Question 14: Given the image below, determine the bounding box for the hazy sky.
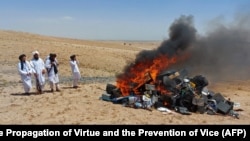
[0,0,249,40]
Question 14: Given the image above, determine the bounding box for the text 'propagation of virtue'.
[0,128,247,138]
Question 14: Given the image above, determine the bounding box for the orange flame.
[116,53,189,96]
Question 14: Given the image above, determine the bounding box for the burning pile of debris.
[99,15,245,119]
[100,69,239,118]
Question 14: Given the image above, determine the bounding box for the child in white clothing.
[70,55,81,88]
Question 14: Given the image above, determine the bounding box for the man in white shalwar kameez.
[18,54,33,94]
[30,51,46,94]
[45,53,60,92]
[70,55,81,88]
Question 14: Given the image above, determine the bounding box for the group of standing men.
[17,50,81,94]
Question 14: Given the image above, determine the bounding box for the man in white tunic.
[30,51,46,94]
[45,53,60,92]
[18,54,33,94]
[70,55,81,88]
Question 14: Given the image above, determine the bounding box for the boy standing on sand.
[69,55,81,88]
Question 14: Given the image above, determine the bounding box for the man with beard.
[30,51,46,94]
[45,53,60,92]
[18,54,33,94]
[45,53,59,65]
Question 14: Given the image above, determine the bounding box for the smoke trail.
[116,15,197,80]
[180,13,250,82]
[117,13,250,86]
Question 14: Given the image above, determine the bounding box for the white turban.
[32,51,39,55]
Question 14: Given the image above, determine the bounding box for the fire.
[156,84,171,95]
[116,54,188,96]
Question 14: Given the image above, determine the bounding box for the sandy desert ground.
[0,30,249,125]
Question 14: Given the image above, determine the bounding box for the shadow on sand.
[61,86,80,89]
[10,90,54,96]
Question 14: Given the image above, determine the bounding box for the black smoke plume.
[116,13,250,83]
[116,15,197,80]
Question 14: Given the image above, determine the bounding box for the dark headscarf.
[19,54,26,70]
[49,53,56,62]
[70,55,76,60]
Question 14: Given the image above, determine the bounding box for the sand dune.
[0,30,249,124]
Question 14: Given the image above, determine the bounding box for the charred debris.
[100,69,240,119]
